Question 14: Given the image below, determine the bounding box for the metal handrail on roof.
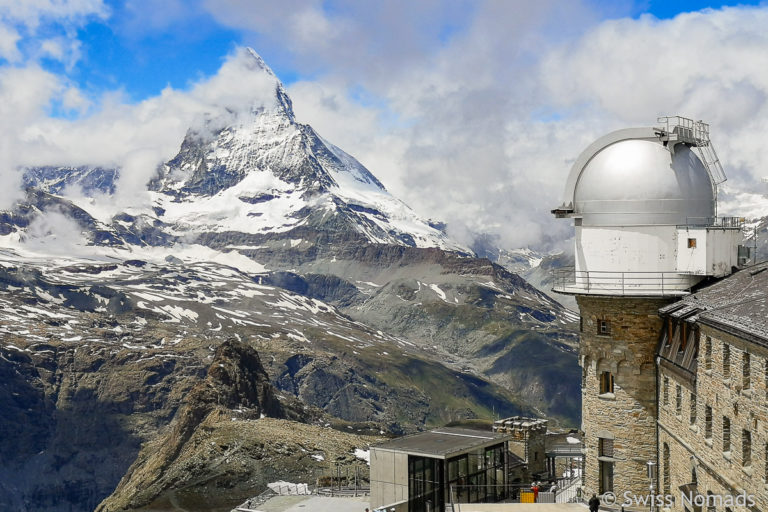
[677,216,745,229]
[546,443,584,458]
[552,267,695,297]
[657,116,727,186]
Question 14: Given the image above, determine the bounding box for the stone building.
[656,261,768,512]
[552,116,750,505]
[493,416,583,484]
[577,295,666,496]
[492,416,548,477]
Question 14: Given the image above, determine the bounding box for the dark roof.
[371,428,511,458]
[659,261,768,345]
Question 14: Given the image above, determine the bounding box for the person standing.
[589,493,600,512]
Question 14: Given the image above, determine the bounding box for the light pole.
[646,461,657,512]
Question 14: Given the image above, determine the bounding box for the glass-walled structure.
[445,443,506,504]
[370,428,512,512]
[408,456,442,512]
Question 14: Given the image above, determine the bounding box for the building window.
[662,443,670,494]
[663,376,669,405]
[743,430,752,467]
[680,322,689,353]
[723,343,731,379]
[723,417,731,454]
[579,316,583,332]
[599,437,614,457]
[765,443,768,483]
[743,352,751,389]
[600,372,614,394]
[598,319,611,335]
[665,318,674,347]
[705,336,712,371]
[445,444,505,506]
[408,455,442,512]
[765,359,768,398]
[707,492,716,512]
[688,238,697,248]
[705,406,712,439]
[690,393,697,425]
[676,385,682,415]
[599,461,614,493]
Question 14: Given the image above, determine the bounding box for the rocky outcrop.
[0,338,206,512]
[96,339,333,512]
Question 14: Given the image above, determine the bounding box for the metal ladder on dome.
[657,115,728,186]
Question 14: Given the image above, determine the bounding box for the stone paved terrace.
[452,504,586,512]
[238,496,589,512]
[236,495,370,512]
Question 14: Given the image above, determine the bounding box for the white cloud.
[541,6,768,186]
[0,64,65,209]
[280,0,607,249]
[0,0,106,71]
[21,207,89,255]
[0,0,108,30]
[0,21,20,61]
[5,2,768,254]
[270,4,768,250]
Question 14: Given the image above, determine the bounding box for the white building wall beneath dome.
[563,225,703,296]
[675,227,741,277]
[576,225,679,274]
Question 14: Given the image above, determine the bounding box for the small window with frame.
[600,371,615,394]
[688,238,697,249]
[598,318,611,335]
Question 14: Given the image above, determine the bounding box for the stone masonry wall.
[493,417,548,476]
[658,324,768,512]
[577,296,670,503]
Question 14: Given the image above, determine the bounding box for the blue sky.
[26,0,765,106]
[634,0,764,19]
[1,0,767,249]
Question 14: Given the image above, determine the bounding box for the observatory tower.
[552,117,744,498]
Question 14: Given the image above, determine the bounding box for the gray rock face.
[0,256,533,510]
[95,339,286,511]
[22,166,118,195]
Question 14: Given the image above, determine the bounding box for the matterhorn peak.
[235,46,295,121]
[243,47,277,78]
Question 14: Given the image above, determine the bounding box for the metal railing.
[678,216,745,229]
[657,115,727,185]
[546,443,584,458]
[448,478,582,507]
[552,268,696,296]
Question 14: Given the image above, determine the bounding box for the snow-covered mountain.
[14,49,463,257]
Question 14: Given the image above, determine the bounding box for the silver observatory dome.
[555,126,717,226]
